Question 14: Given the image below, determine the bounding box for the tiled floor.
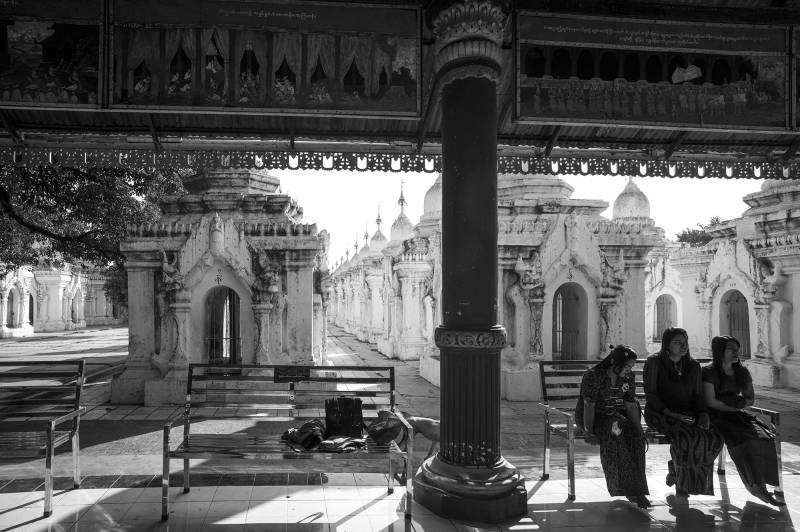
[0,470,797,531]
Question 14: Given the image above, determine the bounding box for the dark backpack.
[366,410,405,444]
[324,396,364,438]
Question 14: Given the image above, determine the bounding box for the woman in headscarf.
[577,344,650,508]
[702,335,782,506]
[643,327,724,507]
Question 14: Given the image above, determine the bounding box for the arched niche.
[6,288,16,327]
[188,261,255,366]
[524,47,545,78]
[551,49,572,79]
[204,286,241,365]
[653,293,677,342]
[719,289,751,358]
[551,282,588,360]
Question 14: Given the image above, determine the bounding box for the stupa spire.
[398,178,407,212]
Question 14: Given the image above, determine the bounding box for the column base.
[110,364,160,404]
[145,372,189,406]
[413,457,527,523]
[419,351,440,387]
[744,358,782,388]
[395,337,427,360]
[501,367,541,401]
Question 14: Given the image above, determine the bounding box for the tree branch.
[0,184,116,262]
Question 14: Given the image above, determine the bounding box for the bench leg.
[774,427,784,500]
[405,439,413,520]
[541,413,551,481]
[44,428,54,517]
[717,445,727,475]
[387,457,394,495]
[566,421,575,501]
[162,432,170,520]
[72,431,81,488]
[183,459,190,493]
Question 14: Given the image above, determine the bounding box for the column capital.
[432,0,508,87]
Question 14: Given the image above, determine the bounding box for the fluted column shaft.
[414,1,526,523]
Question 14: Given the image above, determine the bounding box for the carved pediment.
[179,213,254,290]
[540,215,602,287]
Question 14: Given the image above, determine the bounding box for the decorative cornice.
[434,325,507,350]
[433,0,507,84]
[1,146,796,179]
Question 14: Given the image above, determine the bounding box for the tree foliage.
[0,165,184,300]
[676,216,722,246]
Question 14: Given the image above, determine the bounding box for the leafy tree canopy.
[676,216,722,246]
[0,165,185,301]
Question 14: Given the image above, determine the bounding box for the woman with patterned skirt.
[702,335,783,506]
[577,345,650,508]
[643,327,724,507]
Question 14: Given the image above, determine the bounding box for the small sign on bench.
[274,365,312,383]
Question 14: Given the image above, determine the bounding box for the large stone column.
[111,263,160,403]
[285,255,315,364]
[414,1,526,522]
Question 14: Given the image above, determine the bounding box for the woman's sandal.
[626,495,652,509]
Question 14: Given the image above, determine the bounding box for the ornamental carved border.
[432,0,508,81]
[434,325,507,350]
[0,147,795,179]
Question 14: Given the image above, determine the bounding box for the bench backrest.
[0,360,86,426]
[185,364,395,421]
[539,358,711,413]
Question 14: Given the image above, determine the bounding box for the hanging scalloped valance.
[0,146,793,179]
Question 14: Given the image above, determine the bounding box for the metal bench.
[537,358,783,501]
[162,363,413,521]
[0,360,86,516]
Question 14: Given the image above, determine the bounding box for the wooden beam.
[147,114,162,152]
[543,125,561,158]
[663,130,688,160]
[0,111,22,146]
[782,136,800,161]
[416,76,438,153]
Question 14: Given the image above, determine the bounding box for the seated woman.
[702,335,783,506]
[577,344,650,508]
[643,327,724,507]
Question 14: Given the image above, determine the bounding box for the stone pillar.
[285,257,315,364]
[111,264,160,403]
[395,263,431,360]
[252,301,272,364]
[0,291,8,337]
[367,273,384,343]
[624,259,648,357]
[415,1,526,522]
[20,287,30,327]
[312,294,325,364]
[75,293,86,329]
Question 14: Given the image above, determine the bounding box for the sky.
[272,169,765,267]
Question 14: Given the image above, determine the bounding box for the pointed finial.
[398,178,406,211]
[364,228,369,243]
[376,206,382,228]
[345,250,349,260]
